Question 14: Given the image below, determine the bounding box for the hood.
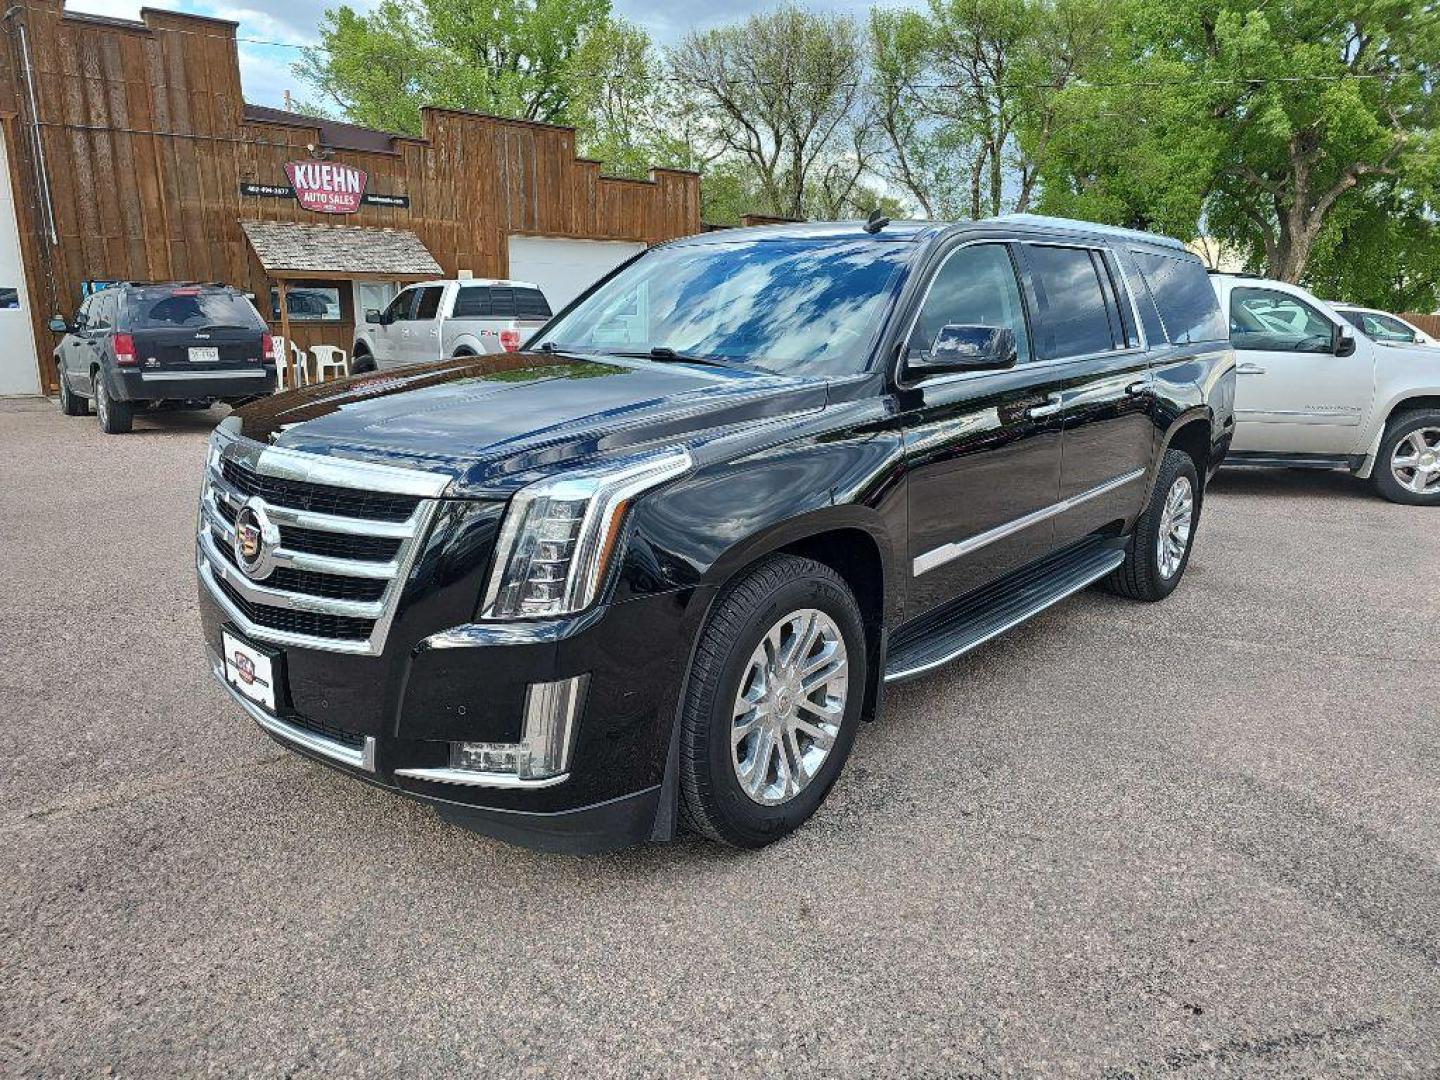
[229,352,830,493]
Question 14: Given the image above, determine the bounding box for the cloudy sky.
[64,0,878,111]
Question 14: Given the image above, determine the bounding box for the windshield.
[122,288,266,331]
[536,238,911,376]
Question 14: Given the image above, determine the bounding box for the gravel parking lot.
[3,395,1438,1077]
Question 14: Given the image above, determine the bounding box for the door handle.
[1026,394,1065,419]
[1236,363,1266,375]
[1125,379,1151,396]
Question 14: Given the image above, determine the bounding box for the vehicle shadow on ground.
[1207,466,1379,503]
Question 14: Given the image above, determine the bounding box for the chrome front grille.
[196,425,452,655]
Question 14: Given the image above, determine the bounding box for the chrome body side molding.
[912,468,1145,577]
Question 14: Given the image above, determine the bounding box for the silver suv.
[1211,273,1440,504]
[352,279,552,372]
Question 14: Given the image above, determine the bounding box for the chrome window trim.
[894,236,1152,392]
[196,426,452,656]
[913,467,1145,577]
[210,653,376,771]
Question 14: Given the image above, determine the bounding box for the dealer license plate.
[189,346,220,363]
[222,629,277,711]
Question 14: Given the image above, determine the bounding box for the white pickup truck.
[1210,272,1440,504]
[351,278,552,373]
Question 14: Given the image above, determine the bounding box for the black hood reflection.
[230,351,829,493]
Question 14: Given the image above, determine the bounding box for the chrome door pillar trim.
[912,467,1145,577]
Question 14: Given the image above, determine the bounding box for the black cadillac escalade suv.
[197,215,1235,853]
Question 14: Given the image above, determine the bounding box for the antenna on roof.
[863,208,890,234]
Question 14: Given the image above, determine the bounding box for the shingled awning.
[240,219,442,280]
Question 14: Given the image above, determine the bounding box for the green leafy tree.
[297,0,611,134]
[1305,191,1440,311]
[867,0,1107,220]
[1036,0,1440,281]
[670,6,871,220]
[566,19,708,179]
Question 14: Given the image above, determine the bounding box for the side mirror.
[47,316,69,334]
[907,324,1018,376]
[366,308,384,325]
[1333,324,1357,357]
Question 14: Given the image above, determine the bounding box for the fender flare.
[1353,387,1440,478]
[1148,404,1216,498]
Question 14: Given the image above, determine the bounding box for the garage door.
[507,236,646,313]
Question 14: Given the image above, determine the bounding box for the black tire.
[1105,448,1200,602]
[57,369,87,415]
[94,372,133,434]
[1371,409,1440,506]
[351,351,377,375]
[452,346,477,358]
[678,554,867,848]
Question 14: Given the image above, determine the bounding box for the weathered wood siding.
[2,0,702,392]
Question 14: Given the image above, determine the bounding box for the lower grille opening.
[215,576,375,642]
[284,713,365,750]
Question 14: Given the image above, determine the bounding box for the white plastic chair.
[274,337,309,387]
[310,344,349,383]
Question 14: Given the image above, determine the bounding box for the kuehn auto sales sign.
[285,161,367,214]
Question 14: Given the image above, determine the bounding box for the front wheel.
[678,554,867,848]
[1105,448,1200,602]
[350,351,377,375]
[57,370,87,416]
[1372,410,1440,505]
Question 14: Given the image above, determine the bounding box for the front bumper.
[199,583,697,854]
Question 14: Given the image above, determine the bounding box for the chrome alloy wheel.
[731,608,849,806]
[95,379,108,427]
[1156,474,1194,579]
[1391,427,1440,496]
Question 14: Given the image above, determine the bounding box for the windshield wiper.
[614,347,731,369]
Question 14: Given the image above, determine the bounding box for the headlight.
[479,448,692,620]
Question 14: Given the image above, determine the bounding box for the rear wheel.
[57,370,87,416]
[1372,410,1440,505]
[1105,449,1199,602]
[94,373,133,434]
[678,554,866,848]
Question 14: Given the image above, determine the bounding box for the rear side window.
[454,286,553,319]
[123,288,265,331]
[1130,251,1226,344]
[1025,245,1119,359]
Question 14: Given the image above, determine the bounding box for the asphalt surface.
[2,395,1438,1077]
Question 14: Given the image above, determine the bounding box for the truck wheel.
[1372,410,1440,505]
[1105,449,1199,602]
[678,554,866,847]
[351,351,376,375]
[57,370,87,415]
[94,374,132,434]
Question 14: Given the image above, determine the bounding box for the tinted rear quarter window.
[122,288,265,331]
[1026,245,1118,358]
[454,286,553,319]
[1130,251,1226,344]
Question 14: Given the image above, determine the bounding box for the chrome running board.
[884,538,1125,683]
